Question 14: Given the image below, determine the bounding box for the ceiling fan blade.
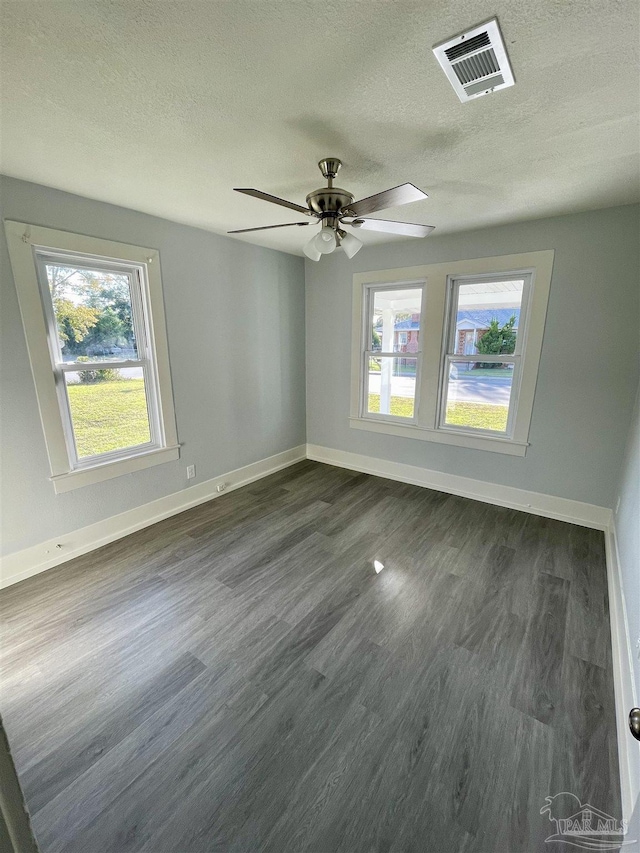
[354,219,435,238]
[344,183,428,217]
[228,222,310,234]
[234,188,311,216]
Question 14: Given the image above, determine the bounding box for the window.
[439,274,531,437]
[350,252,554,456]
[5,222,179,491]
[363,284,424,422]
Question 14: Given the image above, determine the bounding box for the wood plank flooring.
[0,461,620,852]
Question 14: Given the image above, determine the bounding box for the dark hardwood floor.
[0,461,620,852]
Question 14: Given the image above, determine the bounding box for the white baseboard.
[0,445,307,589]
[3,442,611,591]
[2,439,634,825]
[306,444,612,530]
[605,523,640,825]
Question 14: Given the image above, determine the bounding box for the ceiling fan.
[228,158,435,261]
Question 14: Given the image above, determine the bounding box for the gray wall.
[614,383,640,702]
[0,176,306,556]
[306,204,640,508]
[1,179,637,560]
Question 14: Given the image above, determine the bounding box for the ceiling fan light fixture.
[340,231,363,259]
[313,229,338,254]
[303,235,322,262]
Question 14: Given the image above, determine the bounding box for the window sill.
[349,418,528,456]
[49,445,181,493]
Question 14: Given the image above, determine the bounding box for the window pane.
[65,367,151,458]
[443,361,514,433]
[454,280,523,357]
[45,263,139,362]
[371,288,422,353]
[367,357,417,419]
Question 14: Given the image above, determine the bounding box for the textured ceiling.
[1,0,639,255]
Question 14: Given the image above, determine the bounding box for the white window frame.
[350,251,555,456]
[5,221,180,492]
[361,280,426,426]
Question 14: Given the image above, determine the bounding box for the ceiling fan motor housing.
[306,187,354,223]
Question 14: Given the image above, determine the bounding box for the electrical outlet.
[216,483,226,493]
[186,465,196,480]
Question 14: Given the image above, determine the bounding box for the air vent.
[433,18,515,103]
[444,32,490,62]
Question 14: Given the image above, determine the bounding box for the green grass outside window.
[67,378,151,457]
[367,393,508,432]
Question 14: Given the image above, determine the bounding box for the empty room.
[1,1,639,851]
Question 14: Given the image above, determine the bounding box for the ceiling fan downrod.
[317,157,342,189]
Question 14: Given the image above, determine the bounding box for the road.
[368,373,511,405]
[65,365,144,384]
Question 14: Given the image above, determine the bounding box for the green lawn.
[67,378,150,457]
[368,393,415,418]
[368,393,508,432]
[368,360,416,376]
[68,380,508,459]
[445,400,508,432]
[453,368,514,378]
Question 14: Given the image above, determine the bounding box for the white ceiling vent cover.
[433,18,515,102]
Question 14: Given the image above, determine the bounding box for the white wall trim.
[0,445,306,589]
[5,441,611,592]
[50,445,181,493]
[349,417,529,455]
[306,443,612,529]
[605,522,640,825]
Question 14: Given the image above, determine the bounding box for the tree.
[84,276,134,347]
[44,265,137,358]
[47,266,133,339]
[53,299,99,350]
[47,265,108,302]
[109,297,134,343]
[83,307,125,351]
[476,315,517,368]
